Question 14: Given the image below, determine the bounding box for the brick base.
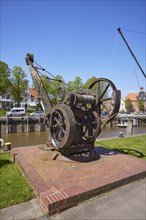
[11,145,146,216]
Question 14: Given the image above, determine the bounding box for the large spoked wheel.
[82,110,101,143]
[88,78,121,125]
[49,104,76,149]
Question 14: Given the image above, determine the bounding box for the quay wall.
[102,114,146,128]
[0,117,48,134]
[0,114,145,134]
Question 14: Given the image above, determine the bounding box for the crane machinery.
[26,53,121,155]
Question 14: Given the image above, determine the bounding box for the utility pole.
[117,27,146,79]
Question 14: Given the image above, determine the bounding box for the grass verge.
[0,152,33,209]
[96,135,146,159]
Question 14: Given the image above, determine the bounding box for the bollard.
[4,142,11,151]
[0,138,4,148]
[127,120,133,136]
[118,132,124,138]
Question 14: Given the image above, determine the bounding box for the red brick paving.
[11,145,146,215]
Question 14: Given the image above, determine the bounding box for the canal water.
[1,125,145,148]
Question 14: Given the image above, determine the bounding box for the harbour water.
[1,125,145,148]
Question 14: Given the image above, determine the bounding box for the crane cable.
[33,60,68,87]
[106,32,119,74]
[132,59,141,89]
[33,60,58,79]
[120,28,146,35]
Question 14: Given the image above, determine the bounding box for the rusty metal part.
[57,85,70,104]
[69,92,96,106]
[88,78,121,125]
[49,104,76,149]
[81,110,101,143]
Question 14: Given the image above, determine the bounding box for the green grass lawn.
[96,135,146,159]
[0,152,33,209]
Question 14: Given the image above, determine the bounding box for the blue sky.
[1,0,146,99]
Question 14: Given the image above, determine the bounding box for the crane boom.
[25,53,53,115]
[117,27,146,79]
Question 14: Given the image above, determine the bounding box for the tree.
[67,76,84,92]
[0,61,11,94]
[84,76,110,99]
[11,66,29,107]
[137,99,144,112]
[41,74,64,105]
[125,98,132,111]
[84,76,97,89]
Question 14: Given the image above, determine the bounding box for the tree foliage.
[67,76,84,92]
[137,99,144,111]
[11,66,29,106]
[0,61,11,94]
[84,76,110,98]
[35,101,43,111]
[41,74,64,105]
[84,76,97,89]
[125,98,133,111]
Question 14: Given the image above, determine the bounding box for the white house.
[21,88,38,109]
[119,98,125,112]
[0,93,13,109]
[0,88,38,110]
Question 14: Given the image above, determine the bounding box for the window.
[6,95,10,99]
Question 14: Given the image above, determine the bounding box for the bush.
[0,109,7,117]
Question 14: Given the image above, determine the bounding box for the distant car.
[29,111,45,117]
[6,107,26,117]
[126,111,130,114]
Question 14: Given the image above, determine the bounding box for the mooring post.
[127,119,133,136]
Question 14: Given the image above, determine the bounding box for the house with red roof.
[125,87,146,112]
[21,88,38,109]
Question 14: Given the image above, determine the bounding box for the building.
[119,98,125,112]
[21,88,38,109]
[0,88,38,110]
[125,87,146,112]
[0,93,13,110]
[136,87,146,101]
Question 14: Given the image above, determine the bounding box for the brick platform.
[11,145,146,216]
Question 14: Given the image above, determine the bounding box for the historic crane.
[26,53,121,155]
